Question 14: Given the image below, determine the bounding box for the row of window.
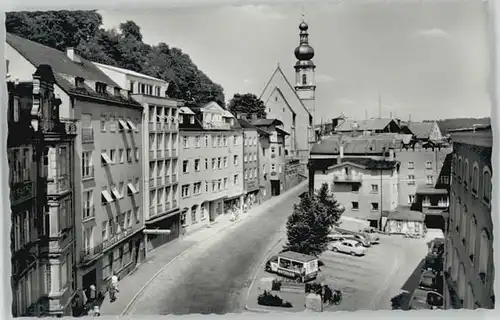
[82,181,140,217]
[244,168,258,180]
[99,115,139,133]
[350,201,379,211]
[181,175,239,198]
[149,186,176,207]
[149,133,178,151]
[99,148,140,168]
[404,175,439,185]
[8,147,33,185]
[182,134,240,149]
[182,156,238,173]
[149,160,176,178]
[405,160,434,170]
[182,204,208,225]
[453,154,492,206]
[12,207,37,252]
[101,208,140,242]
[244,153,257,163]
[135,82,164,97]
[102,239,135,280]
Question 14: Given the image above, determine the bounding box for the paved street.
[125,184,307,315]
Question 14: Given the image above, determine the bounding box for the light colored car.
[327,234,349,243]
[330,239,367,256]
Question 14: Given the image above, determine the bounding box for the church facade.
[259,18,317,166]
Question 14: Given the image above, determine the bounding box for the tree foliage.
[227,93,267,118]
[6,10,225,105]
[283,184,344,256]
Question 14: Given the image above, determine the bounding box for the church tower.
[294,15,316,125]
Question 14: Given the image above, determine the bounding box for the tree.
[283,192,331,256]
[5,10,225,104]
[227,93,267,118]
[315,183,344,227]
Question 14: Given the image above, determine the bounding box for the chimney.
[66,48,82,63]
[251,113,258,120]
[339,144,344,159]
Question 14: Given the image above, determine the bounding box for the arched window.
[479,229,490,283]
[302,74,307,85]
[460,205,468,240]
[482,166,492,205]
[464,159,469,188]
[472,163,479,195]
[454,197,462,231]
[458,157,463,182]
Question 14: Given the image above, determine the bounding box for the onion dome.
[294,19,315,61]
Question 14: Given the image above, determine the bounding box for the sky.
[98,1,492,123]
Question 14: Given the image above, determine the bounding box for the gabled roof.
[336,119,397,132]
[387,207,425,222]
[200,101,225,113]
[7,33,116,87]
[326,158,399,171]
[237,118,270,136]
[259,65,310,116]
[94,62,167,83]
[272,87,296,115]
[179,106,195,115]
[311,135,397,155]
[250,118,284,127]
[407,122,434,139]
[7,33,140,107]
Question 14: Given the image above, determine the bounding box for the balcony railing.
[157,177,163,186]
[148,122,155,132]
[82,165,95,180]
[81,128,94,144]
[157,149,163,159]
[102,228,133,251]
[149,178,155,188]
[149,206,155,215]
[173,200,178,208]
[10,180,35,206]
[80,243,103,263]
[82,205,95,220]
[333,174,362,183]
[157,203,163,213]
[165,202,171,210]
[48,174,70,194]
[172,174,177,183]
[149,150,156,160]
[423,202,449,208]
[41,118,77,135]
[165,175,170,184]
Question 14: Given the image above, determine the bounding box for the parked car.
[330,239,367,256]
[327,234,349,243]
[364,232,380,244]
[347,234,371,247]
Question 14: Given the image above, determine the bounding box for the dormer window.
[113,87,121,97]
[95,82,107,94]
[190,116,195,124]
[75,77,85,88]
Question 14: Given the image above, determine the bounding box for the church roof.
[259,65,311,116]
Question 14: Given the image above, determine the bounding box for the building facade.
[251,119,289,196]
[9,65,77,317]
[178,102,244,234]
[444,126,494,309]
[6,33,145,306]
[94,62,182,253]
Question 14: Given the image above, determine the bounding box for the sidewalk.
[100,181,307,316]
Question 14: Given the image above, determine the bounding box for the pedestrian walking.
[109,272,119,302]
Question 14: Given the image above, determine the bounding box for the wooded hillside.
[432,117,491,134]
[6,10,225,105]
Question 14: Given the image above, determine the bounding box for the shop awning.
[224,194,241,202]
[101,190,114,204]
[118,119,129,130]
[101,152,112,165]
[127,183,138,194]
[126,120,137,131]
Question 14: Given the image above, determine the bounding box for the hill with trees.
[6,10,225,105]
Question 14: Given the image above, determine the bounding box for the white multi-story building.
[95,63,182,251]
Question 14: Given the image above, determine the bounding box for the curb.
[244,235,285,313]
[120,181,306,316]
